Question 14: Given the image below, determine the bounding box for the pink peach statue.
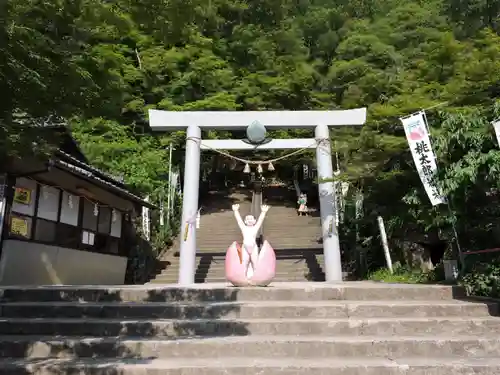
[225,204,276,287]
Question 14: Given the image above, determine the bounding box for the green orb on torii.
[245,120,269,145]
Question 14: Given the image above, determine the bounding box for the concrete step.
[156,259,311,265]
[186,272,308,277]
[188,273,309,279]
[197,242,322,247]
[0,300,495,320]
[2,335,500,359]
[1,356,500,374]
[150,277,312,284]
[149,279,314,285]
[0,284,467,302]
[0,317,498,337]
[191,263,309,269]
[154,271,309,276]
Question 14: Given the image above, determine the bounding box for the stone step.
[150,277,312,284]
[179,266,309,271]
[197,223,318,227]
[1,356,500,375]
[0,300,495,320]
[189,273,309,279]
[0,283,466,302]
[0,317,498,337]
[263,225,320,229]
[162,262,310,268]
[154,275,317,281]
[190,259,312,264]
[197,237,320,241]
[2,335,500,359]
[171,253,322,259]
[148,280,316,285]
[190,264,310,270]
[197,242,321,247]
[184,272,309,278]
[196,247,321,252]
[154,272,309,278]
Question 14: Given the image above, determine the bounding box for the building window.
[82,200,98,231]
[82,230,95,246]
[37,185,60,222]
[108,237,120,254]
[57,223,81,249]
[60,192,79,226]
[94,233,109,252]
[97,207,111,234]
[34,219,57,243]
[110,209,122,238]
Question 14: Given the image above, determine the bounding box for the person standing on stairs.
[297,193,308,216]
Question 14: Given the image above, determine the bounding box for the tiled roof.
[54,151,155,209]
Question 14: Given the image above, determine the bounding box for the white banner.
[0,174,6,243]
[492,120,500,146]
[142,196,151,241]
[401,112,445,206]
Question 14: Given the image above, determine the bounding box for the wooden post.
[377,216,393,274]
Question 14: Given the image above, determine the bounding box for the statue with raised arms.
[225,204,276,286]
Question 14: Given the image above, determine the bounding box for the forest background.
[1,0,500,294]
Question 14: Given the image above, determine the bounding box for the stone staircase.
[149,188,325,284]
[0,282,499,374]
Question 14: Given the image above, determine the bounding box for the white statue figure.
[225,204,276,286]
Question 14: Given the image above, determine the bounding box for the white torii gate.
[149,109,367,285]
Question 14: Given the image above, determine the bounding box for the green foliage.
[368,263,446,284]
[460,261,500,298]
[368,265,425,284]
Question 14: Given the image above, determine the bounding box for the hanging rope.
[188,137,328,169]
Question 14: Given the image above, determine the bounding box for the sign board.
[13,187,32,205]
[10,216,30,238]
[401,112,446,206]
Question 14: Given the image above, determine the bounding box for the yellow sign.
[10,216,29,238]
[13,187,31,205]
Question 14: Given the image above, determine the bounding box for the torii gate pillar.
[315,124,342,282]
[178,125,201,285]
[149,109,367,285]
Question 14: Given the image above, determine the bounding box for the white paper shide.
[401,112,445,206]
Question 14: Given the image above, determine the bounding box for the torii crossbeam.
[149,109,367,285]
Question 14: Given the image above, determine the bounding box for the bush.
[368,262,446,284]
[459,262,500,298]
[368,265,424,284]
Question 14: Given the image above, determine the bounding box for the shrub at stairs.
[460,261,500,298]
[368,263,446,284]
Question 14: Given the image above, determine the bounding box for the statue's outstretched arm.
[254,205,270,232]
[232,204,246,231]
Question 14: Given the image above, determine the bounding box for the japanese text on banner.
[401,112,446,206]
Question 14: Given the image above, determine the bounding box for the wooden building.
[0,127,154,285]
